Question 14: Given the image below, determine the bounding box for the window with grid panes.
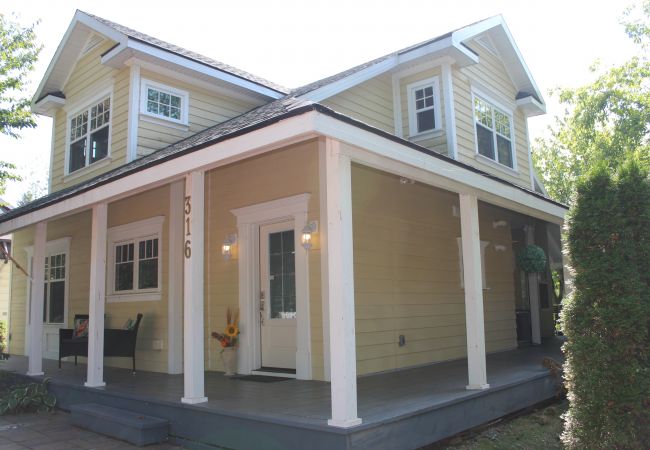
[146,87,183,121]
[43,253,66,324]
[69,96,110,173]
[473,96,514,168]
[113,237,159,293]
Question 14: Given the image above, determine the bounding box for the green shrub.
[0,376,56,415]
[561,158,650,448]
[0,320,7,354]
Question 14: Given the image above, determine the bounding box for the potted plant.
[211,307,240,376]
[517,244,547,273]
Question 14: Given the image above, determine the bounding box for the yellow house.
[0,11,567,449]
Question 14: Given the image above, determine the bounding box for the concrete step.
[70,403,169,446]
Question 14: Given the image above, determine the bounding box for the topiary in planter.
[516,244,547,273]
[561,159,650,449]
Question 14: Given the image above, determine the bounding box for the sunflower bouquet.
[211,307,240,349]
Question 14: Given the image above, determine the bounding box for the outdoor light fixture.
[494,244,507,252]
[301,221,318,250]
[222,234,237,260]
[492,220,508,228]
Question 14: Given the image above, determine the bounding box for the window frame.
[139,79,189,126]
[64,89,113,176]
[406,76,442,138]
[107,216,164,303]
[471,89,517,172]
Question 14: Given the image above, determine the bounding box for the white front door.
[42,252,68,360]
[259,222,297,370]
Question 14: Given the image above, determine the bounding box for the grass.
[426,400,567,450]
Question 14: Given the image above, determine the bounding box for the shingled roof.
[84,12,288,95]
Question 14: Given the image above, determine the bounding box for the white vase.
[221,347,237,376]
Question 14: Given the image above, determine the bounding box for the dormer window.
[407,77,441,137]
[140,80,189,125]
[473,94,515,169]
[68,96,111,173]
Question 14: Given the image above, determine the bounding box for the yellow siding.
[136,69,264,156]
[321,73,394,134]
[50,40,130,193]
[351,163,517,375]
[8,187,171,373]
[203,140,322,377]
[453,41,532,189]
[399,67,448,155]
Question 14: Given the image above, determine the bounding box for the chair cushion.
[73,317,89,339]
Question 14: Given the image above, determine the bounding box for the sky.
[0,0,643,205]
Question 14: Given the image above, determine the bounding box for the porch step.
[70,403,169,446]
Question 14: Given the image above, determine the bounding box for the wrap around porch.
[2,339,563,450]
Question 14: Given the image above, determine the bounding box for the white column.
[459,193,489,390]
[168,180,184,374]
[525,225,542,345]
[323,138,361,428]
[27,221,47,376]
[85,203,108,387]
[181,170,207,404]
[441,62,458,160]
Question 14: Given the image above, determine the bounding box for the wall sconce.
[492,220,508,228]
[494,244,507,252]
[301,221,318,250]
[222,234,237,260]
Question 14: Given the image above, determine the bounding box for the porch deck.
[1,339,563,450]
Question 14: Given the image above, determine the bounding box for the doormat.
[230,375,293,383]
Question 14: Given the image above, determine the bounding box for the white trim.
[139,78,189,126]
[391,74,403,138]
[231,194,312,380]
[516,95,546,116]
[168,181,184,374]
[64,87,114,176]
[318,140,331,381]
[524,119,535,191]
[441,63,457,159]
[406,76,442,138]
[0,110,566,239]
[33,95,66,117]
[127,64,141,163]
[106,216,164,302]
[471,87,518,172]
[104,39,284,100]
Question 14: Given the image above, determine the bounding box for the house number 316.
[184,196,192,258]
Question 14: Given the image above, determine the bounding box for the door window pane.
[268,230,296,319]
[49,281,65,324]
[115,243,134,291]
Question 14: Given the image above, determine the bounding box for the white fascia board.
[102,39,284,100]
[516,95,546,116]
[298,56,398,103]
[32,95,66,117]
[311,114,566,223]
[452,15,545,106]
[32,11,127,105]
[0,113,319,235]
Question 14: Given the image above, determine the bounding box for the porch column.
[85,203,107,388]
[323,138,361,428]
[525,225,542,345]
[27,221,47,376]
[181,170,207,404]
[459,193,489,390]
[168,180,184,374]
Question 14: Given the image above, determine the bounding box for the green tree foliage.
[0,14,41,197]
[532,1,650,204]
[561,158,650,448]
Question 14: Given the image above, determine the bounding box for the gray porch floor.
[1,339,562,430]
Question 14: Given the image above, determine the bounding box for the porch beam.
[181,170,207,404]
[525,225,542,345]
[27,221,47,376]
[323,138,362,428]
[85,203,107,388]
[459,193,489,390]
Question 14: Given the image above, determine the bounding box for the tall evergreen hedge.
[561,158,650,448]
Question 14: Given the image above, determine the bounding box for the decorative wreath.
[517,244,547,273]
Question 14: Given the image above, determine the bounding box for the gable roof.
[294,15,545,114]
[33,10,286,111]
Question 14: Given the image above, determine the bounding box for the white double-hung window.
[68,95,111,173]
[473,94,515,169]
[140,79,189,125]
[107,216,164,302]
[407,77,441,137]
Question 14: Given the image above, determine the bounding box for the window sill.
[140,113,189,131]
[63,157,113,183]
[409,129,444,143]
[107,292,161,303]
[474,153,519,177]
